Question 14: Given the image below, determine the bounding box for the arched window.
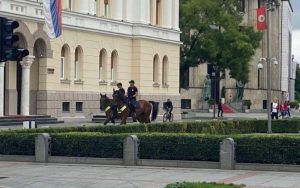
[60,44,70,80]
[99,49,107,81]
[75,46,83,80]
[162,56,168,86]
[111,50,118,81]
[153,54,159,83]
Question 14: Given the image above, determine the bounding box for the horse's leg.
[121,116,127,125]
[120,113,128,125]
[111,117,115,124]
[104,112,111,125]
[145,103,152,123]
[104,118,109,125]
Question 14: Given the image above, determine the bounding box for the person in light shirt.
[271,98,279,120]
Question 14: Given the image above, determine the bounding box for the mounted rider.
[127,80,138,113]
[117,82,126,96]
[112,82,126,119]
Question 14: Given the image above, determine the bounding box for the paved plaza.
[0,162,299,188]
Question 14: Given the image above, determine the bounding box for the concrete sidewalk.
[0,162,299,188]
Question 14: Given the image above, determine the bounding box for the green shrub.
[165,182,244,188]
[235,134,300,164]
[50,132,127,158]
[138,133,300,164]
[138,133,224,161]
[0,133,36,155]
[3,119,300,135]
[289,101,298,108]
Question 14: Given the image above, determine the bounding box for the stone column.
[20,56,35,116]
[140,0,150,24]
[88,0,96,15]
[0,62,5,116]
[78,0,89,14]
[111,0,123,20]
[162,0,173,28]
[172,0,179,30]
[220,138,235,170]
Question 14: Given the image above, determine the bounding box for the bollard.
[35,133,50,163]
[220,138,235,170]
[123,135,139,166]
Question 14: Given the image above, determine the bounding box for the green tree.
[180,0,262,87]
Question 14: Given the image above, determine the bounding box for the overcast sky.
[291,0,300,62]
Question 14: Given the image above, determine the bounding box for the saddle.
[127,100,140,111]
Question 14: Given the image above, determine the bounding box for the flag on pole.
[43,0,62,38]
[257,7,267,30]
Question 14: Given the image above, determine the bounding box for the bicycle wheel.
[169,113,174,122]
[163,113,168,122]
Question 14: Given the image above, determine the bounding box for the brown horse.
[99,94,116,125]
[112,90,158,124]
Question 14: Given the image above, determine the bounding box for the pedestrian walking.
[218,102,223,117]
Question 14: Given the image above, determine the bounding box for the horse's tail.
[149,101,159,121]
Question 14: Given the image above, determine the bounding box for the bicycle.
[163,109,173,122]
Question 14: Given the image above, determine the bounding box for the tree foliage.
[295,67,300,100]
[180,0,263,84]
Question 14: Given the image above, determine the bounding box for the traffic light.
[0,17,29,62]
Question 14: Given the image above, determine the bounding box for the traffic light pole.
[0,62,5,116]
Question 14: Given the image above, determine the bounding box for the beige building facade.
[181,0,293,112]
[0,0,181,119]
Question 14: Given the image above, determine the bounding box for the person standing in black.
[218,102,223,117]
[165,99,173,119]
[127,80,138,112]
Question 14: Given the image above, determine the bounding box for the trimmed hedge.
[234,134,300,164]
[165,182,244,188]
[5,119,300,135]
[0,133,36,155]
[50,133,127,158]
[0,132,299,165]
[138,133,300,164]
[138,133,224,161]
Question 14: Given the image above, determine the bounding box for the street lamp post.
[212,71,216,118]
[266,0,280,133]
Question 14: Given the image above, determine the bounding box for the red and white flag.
[257,7,267,30]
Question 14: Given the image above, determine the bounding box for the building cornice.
[0,0,181,44]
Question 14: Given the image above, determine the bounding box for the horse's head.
[100,93,109,110]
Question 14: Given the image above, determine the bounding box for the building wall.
[0,0,181,118]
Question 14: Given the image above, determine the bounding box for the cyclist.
[165,99,173,119]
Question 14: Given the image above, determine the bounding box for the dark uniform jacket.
[127,86,138,100]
